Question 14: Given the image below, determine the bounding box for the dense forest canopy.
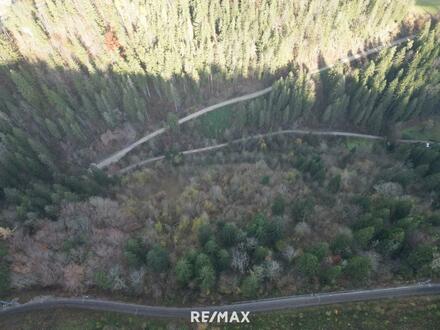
[0,0,420,221]
[1,0,411,74]
[0,0,413,144]
[177,22,440,151]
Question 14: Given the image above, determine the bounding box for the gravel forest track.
[95,35,415,170]
[118,128,434,175]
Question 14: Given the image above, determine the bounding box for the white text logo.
[190,311,250,323]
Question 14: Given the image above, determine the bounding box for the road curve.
[95,35,415,170]
[1,284,439,319]
[118,128,435,175]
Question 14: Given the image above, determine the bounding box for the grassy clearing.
[197,106,236,139]
[230,297,440,329]
[401,118,440,142]
[415,0,440,14]
[1,297,439,329]
[344,138,375,151]
[193,100,253,140]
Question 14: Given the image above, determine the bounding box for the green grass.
[344,138,375,151]
[198,106,236,138]
[190,101,251,139]
[0,309,175,330]
[415,0,440,14]
[1,297,439,329]
[228,297,440,329]
[401,118,440,142]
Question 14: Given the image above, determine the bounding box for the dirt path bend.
[118,128,434,175]
[95,35,415,169]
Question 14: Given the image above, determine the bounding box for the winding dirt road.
[95,35,415,169]
[118,128,434,175]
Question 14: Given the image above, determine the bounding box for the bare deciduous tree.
[231,248,249,274]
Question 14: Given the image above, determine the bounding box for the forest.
[0,0,415,221]
[0,0,439,305]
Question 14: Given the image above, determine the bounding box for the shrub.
[146,246,170,273]
[396,263,414,278]
[415,164,430,176]
[320,265,342,285]
[354,226,375,250]
[376,228,405,257]
[0,242,8,258]
[253,246,270,263]
[184,249,199,264]
[167,113,180,134]
[175,258,193,286]
[294,221,311,237]
[344,256,372,283]
[271,195,286,216]
[313,168,326,183]
[391,199,412,221]
[425,173,440,193]
[407,245,434,271]
[331,234,353,258]
[248,214,282,246]
[297,253,319,278]
[307,242,329,261]
[370,196,394,212]
[216,249,231,271]
[204,239,218,256]
[0,263,9,293]
[241,273,260,298]
[427,213,440,226]
[281,244,296,262]
[260,176,270,185]
[354,214,384,232]
[264,260,282,281]
[198,224,213,246]
[195,253,212,271]
[327,175,341,193]
[395,216,420,232]
[373,208,391,222]
[290,198,314,221]
[199,265,216,293]
[95,271,112,290]
[391,170,416,188]
[286,170,298,183]
[219,223,238,247]
[352,195,371,211]
[307,157,325,183]
[264,219,283,246]
[124,238,147,267]
[247,213,268,242]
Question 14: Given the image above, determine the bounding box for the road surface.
[1,284,439,319]
[95,35,415,169]
[118,128,434,175]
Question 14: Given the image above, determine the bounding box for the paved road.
[95,35,415,169]
[118,128,434,175]
[1,284,439,319]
